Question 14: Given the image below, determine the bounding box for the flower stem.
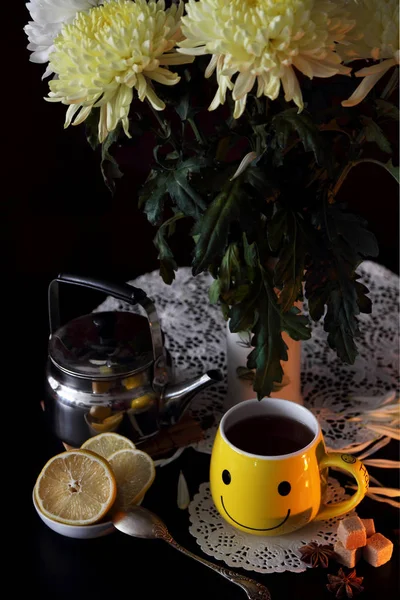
[187,117,205,145]
[331,162,354,198]
[146,100,179,153]
[332,157,396,198]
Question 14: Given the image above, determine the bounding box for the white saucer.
[33,489,115,539]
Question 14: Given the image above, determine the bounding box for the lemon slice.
[34,449,117,526]
[108,449,156,510]
[81,432,136,459]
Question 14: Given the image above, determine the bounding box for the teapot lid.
[48,311,154,379]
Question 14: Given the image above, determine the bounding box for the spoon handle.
[157,529,271,599]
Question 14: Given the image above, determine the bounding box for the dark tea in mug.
[225,414,315,456]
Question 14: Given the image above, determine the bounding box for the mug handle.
[314,452,369,521]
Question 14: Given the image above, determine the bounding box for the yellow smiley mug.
[210,398,369,536]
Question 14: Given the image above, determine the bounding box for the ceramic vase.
[225,323,303,410]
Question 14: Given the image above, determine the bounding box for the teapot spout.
[161,370,223,426]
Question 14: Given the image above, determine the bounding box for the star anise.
[299,541,335,568]
[326,568,364,598]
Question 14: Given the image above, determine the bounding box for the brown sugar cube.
[334,540,362,568]
[337,516,367,550]
[362,533,393,567]
[361,518,376,538]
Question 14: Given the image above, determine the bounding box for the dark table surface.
[26,397,399,600]
[8,269,397,600]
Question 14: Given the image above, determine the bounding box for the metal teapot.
[44,274,222,448]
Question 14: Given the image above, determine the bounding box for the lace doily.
[188,478,353,574]
[94,261,399,452]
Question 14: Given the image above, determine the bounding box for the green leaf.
[166,158,208,219]
[101,125,123,193]
[153,144,167,166]
[159,259,177,285]
[304,256,332,322]
[153,213,184,284]
[244,166,270,195]
[375,99,399,121]
[138,169,169,225]
[224,284,251,304]
[304,193,376,362]
[243,166,279,213]
[190,164,236,195]
[281,306,311,341]
[325,204,379,260]
[271,373,291,392]
[251,122,269,152]
[175,93,190,121]
[192,178,244,275]
[306,284,329,323]
[267,207,287,251]
[230,265,309,398]
[273,213,307,312]
[243,233,258,277]
[165,150,180,161]
[272,109,324,165]
[229,289,259,332]
[140,158,209,224]
[85,107,100,150]
[236,366,255,381]
[246,269,288,399]
[313,201,375,363]
[220,299,230,321]
[324,280,360,364]
[361,116,392,154]
[208,278,221,304]
[355,280,372,314]
[216,242,251,305]
[219,244,241,291]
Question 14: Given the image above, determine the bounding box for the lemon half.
[34,449,117,526]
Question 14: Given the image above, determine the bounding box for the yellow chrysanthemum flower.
[340,0,399,107]
[46,0,193,142]
[177,0,355,117]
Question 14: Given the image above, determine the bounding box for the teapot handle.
[48,273,168,389]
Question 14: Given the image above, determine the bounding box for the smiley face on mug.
[210,399,369,537]
[211,452,319,535]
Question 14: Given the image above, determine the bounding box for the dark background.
[4,4,399,599]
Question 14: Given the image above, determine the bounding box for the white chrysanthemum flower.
[177,0,355,117]
[24,0,101,78]
[46,0,193,142]
[340,0,399,107]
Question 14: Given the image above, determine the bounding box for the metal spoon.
[112,505,271,600]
